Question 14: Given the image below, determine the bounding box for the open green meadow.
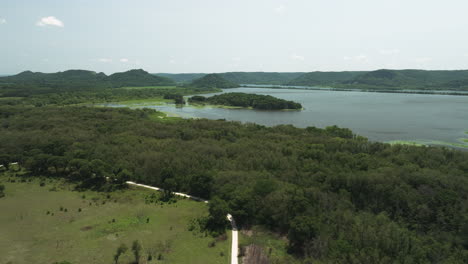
[0,174,229,264]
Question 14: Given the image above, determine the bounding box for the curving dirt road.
[126,181,238,264]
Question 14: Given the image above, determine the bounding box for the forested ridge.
[156,69,468,91]
[189,92,302,110]
[0,105,467,263]
[0,69,175,97]
[189,73,239,89]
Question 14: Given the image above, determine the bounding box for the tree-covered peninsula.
[188,92,302,110]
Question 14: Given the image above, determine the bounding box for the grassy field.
[0,174,229,264]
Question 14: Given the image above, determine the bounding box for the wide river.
[108,88,468,147]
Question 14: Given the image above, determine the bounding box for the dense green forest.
[287,71,365,86]
[0,69,175,97]
[0,105,467,263]
[189,74,239,89]
[189,92,302,110]
[156,69,468,91]
[154,73,207,83]
[0,69,220,106]
[155,72,304,85]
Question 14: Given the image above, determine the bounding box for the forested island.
[188,92,302,110]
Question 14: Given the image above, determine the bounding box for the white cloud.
[379,49,400,55]
[232,57,241,62]
[0,18,6,24]
[274,5,285,14]
[98,58,112,63]
[291,53,305,61]
[37,16,64,27]
[119,58,129,63]
[169,59,176,64]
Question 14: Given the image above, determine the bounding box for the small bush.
[78,208,82,212]
[39,181,45,187]
[208,241,216,248]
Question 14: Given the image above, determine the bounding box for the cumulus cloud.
[119,58,129,63]
[98,58,112,63]
[291,53,305,61]
[37,16,64,27]
[0,18,6,24]
[379,49,400,55]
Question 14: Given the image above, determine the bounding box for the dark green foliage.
[189,92,302,110]
[346,69,468,90]
[220,72,304,85]
[157,72,304,85]
[0,69,174,94]
[288,71,364,86]
[131,240,142,264]
[0,106,467,262]
[154,73,207,83]
[207,197,230,233]
[114,243,128,264]
[0,184,4,198]
[190,74,239,88]
[163,94,185,104]
[287,69,468,91]
[108,69,174,87]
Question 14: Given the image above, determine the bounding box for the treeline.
[189,74,239,89]
[0,85,218,107]
[0,69,175,97]
[0,106,467,262]
[158,69,468,91]
[189,92,302,110]
[155,72,304,85]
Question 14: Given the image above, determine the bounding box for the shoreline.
[240,85,468,96]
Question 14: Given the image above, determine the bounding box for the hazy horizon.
[2,0,468,74]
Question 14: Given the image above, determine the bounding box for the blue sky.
[1,0,468,74]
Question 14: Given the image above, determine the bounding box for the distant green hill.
[287,71,365,86]
[154,73,207,83]
[190,73,239,88]
[220,72,304,85]
[108,69,174,87]
[346,69,468,90]
[155,72,304,85]
[0,69,175,91]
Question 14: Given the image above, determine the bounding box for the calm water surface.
[106,88,468,144]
